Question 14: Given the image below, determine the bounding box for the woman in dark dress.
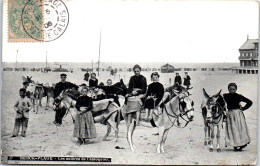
[74,87,97,145]
[127,65,147,97]
[126,64,147,125]
[223,83,252,151]
[144,72,164,120]
[89,73,98,88]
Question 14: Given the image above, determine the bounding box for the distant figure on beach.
[144,72,164,120]
[12,88,32,137]
[84,71,90,82]
[89,73,98,88]
[174,72,182,86]
[223,83,252,151]
[183,72,191,89]
[74,87,96,145]
[53,73,78,126]
[110,69,114,76]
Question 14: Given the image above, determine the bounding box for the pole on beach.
[98,28,101,76]
[46,51,48,68]
[16,50,18,68]
[91,60,94,73]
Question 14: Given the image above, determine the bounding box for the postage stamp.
[8,0,69,42]
[8,0,44,42]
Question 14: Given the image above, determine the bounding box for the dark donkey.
[34,83,55,112]
[201,88,226,152]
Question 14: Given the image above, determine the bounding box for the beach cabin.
[174,68,182,71]
[3,67,13,71]
[161,63,174,73]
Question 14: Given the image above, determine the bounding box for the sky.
[2,0,259,63]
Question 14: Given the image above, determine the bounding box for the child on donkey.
[12,88,32,137]
[74,87,97,145]
[126,64,147,125]
[144,72,164,120]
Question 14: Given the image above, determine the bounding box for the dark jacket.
[75,96,93,111]
[183,75,191,86]
[89,79,98,88]
[174,76,182,85]
[127,75,147,95]
[223,93,252,111]
[144,82,164,109]
[54,81,78,98]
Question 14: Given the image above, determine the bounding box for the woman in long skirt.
[223,83,252,151]
[74,87,96,145]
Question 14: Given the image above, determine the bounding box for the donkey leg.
[216,125,221,152]
[209,126,215,152]
[161,129,169,153]
[204,123,208,146]
[102,123,112,141]
[127,121,136,152]
[107,118,119,143]
[45,96,49,110]
[157,126,165,153]
[208,126,211,145]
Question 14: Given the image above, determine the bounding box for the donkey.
[201,88,226,152]
[124,88,194,153]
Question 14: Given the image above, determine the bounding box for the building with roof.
[232,38,258,74]
[161,63,174,73]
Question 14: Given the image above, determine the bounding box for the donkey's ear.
[22,76,27,82]
[120,79,124,84]
[213,89,222,97]
[202,88,210,99]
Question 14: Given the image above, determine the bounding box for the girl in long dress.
[74,88,97,145]
[223,83,252,151]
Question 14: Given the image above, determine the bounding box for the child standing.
[74,87,97,145]
[12,88,32,137]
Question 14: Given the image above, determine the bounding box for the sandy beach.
[1,70,258,165]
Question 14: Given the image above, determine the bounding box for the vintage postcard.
[1,0,259,165]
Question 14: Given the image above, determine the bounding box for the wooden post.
[98,28,101,76]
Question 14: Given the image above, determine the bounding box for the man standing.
[183,72,192,89]
[84,71,90,82]
[174,72,182,86]
[54,73,78,126]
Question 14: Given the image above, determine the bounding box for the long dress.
[144,82,164,109]
[73,95,97,139]
[223,93,252,147]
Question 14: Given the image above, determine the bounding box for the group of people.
[174,72,192,89]
[12,64,253,152]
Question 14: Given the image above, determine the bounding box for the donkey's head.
[202,88,223,123]
[172,88,194,121]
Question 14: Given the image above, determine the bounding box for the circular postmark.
[21,0,69,42]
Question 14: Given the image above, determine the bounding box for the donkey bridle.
[163,95,193,128]
[206,101,224,125]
